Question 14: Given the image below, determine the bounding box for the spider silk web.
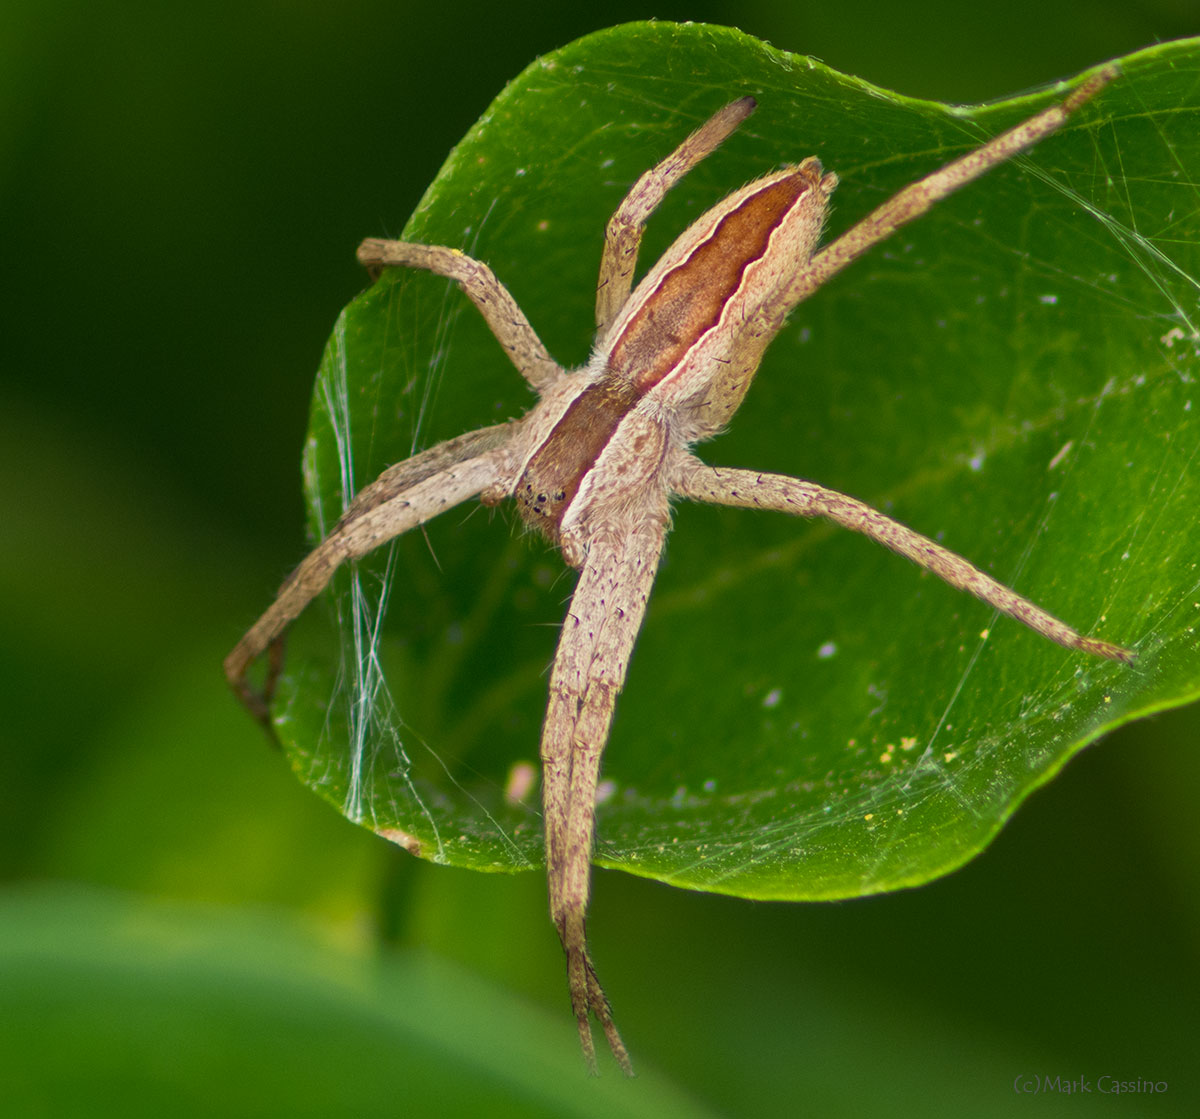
[280,59,1200,897]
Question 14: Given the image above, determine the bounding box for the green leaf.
[273,23,1200,898]
[0,884,713,1116]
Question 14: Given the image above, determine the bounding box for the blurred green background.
[3,1,1197,1115]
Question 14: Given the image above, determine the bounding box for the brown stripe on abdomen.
[607,172,810,392]
[518,170,814,538]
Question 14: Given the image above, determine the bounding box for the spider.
[226,69,1131,1075]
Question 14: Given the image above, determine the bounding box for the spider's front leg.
[541,510,668,1076]
[224,426,512,729]
[230,230,566,729]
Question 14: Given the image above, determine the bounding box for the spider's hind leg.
[595,96,757,338]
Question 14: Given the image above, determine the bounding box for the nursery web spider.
[226,70,1131,1075]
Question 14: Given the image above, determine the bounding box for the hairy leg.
[773,67,1118,326]
[671,456,1132,663]
[541,515,667,1075]
[225,436,508,727]
[595,97,756,338]
[356,239,562,392]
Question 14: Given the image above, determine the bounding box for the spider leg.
[541,514,667,1075]
[356,239,562,393]
[672,456,1132,663]
[595,97,756,339]
[224,427,512,730]
[772,67,1118,328]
